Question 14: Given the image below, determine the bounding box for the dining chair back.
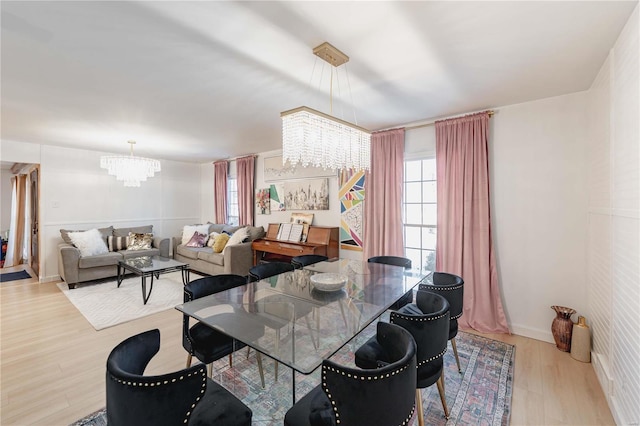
[284,322,417,426]
[419,271,464,372]
[106,329,252,426]
[248,261,294,283]
[367,255,413,309]
[291,254,328,269]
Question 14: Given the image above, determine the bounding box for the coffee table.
[117,256,190,304]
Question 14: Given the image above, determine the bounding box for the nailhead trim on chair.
[417,348,447,367]
[391,312,448,322]
[110,367,207,424]
[321,364,413,425]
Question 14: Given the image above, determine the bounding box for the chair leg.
[255,352,265,388]
[246,346,251,359]
[186,353,192,368]
[436,373,450,419]
[416,389,424,426]
[451,337,462,373]
[229,353,233,368]
[207,363,213,378]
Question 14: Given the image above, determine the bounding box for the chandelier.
[100,141,161,187]
[282,42,371,171]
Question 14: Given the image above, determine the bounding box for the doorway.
[1,162,40,280]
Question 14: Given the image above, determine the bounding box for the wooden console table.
[252,224,339,265]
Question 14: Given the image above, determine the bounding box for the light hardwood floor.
[1,266,614,425]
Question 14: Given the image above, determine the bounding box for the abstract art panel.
[339,169,365,251]
[263,155,336,182]
[269,184,286,211]
[283,178,329,210]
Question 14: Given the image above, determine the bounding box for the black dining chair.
[106,329,252,426]
[183,274,266,387]
[367,255,414,309]
[247,261,295,283]
[419,271,464,373]
[355,290,451,425]
[284,321,417,426]
[291,254,328,269]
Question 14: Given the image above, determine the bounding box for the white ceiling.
[1,1,637,163]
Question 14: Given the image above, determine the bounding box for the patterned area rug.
[57,272,184,330]
[73,320,514,426]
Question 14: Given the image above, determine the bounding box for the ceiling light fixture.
[100,140,161,187]
[281,42,371,171]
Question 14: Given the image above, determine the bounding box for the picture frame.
[283,179,329,211]
[263,155,336,182]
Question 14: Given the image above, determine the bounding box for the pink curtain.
[236,156,255,226]
[435,111,509,333]
[213,161,228,224]
[363,128,405,260]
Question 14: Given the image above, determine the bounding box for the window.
[227,177,239,226]
[403,158,436,273]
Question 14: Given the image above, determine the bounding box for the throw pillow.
[61,226,113,245]
[207,232,220,248]
[185,231,208,248]
[223,227,250,254]
[127,232,154,250]
[212,233,230,253]
[107,235,129,252]
[181,224,210,245]
[68,228,109,257]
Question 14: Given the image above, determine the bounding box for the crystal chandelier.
[100,141,161,187]
[281,42,371,171]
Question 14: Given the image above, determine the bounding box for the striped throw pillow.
[108,236,129,252]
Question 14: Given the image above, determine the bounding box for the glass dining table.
[175,259,427,403]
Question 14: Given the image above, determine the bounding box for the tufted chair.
[367,255,414,309]
[291,255,328,269]
[284,321,417,426]
[419,271,464,373]
[106,329,252,426]
[355,290,451,426]
[183,274,266,386]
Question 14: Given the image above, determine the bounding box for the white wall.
[0,140,204,282]
[587,5,639,425]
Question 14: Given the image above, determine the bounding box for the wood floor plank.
[1,270,615,425]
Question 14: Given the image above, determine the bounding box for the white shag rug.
[57,272,184,330]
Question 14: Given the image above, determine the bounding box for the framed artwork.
[263,155,336,182]
[339,169,365,251]
[269,184,286,211]
[255,188,271,215]
[283,179,329,211]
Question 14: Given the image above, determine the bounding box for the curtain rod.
[392,110,495,132]
[213,154,257,164]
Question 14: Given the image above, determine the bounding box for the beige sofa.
[174,223,265,277]
[58,225,171,289]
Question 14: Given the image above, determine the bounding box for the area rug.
[72,325,514,426]
[57,272,184,331]
[0,270,32,282]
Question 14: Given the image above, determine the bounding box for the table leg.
[142,274,154,305]
[117,264,123,288]
[181,267,190,285]
[292,369,296,405]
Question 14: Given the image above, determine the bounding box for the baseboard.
[509,323,555,344]
[40,274,61,284]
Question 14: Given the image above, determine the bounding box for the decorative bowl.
[310,273,348,292]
